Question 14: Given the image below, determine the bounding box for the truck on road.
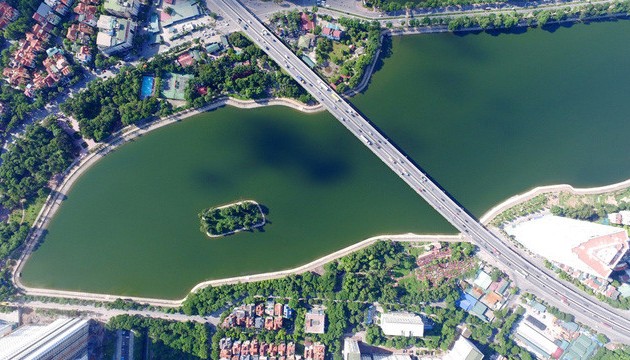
[318,80,329,91]
[360,134,372,145]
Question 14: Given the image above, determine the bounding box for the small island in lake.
[199,200,266,237]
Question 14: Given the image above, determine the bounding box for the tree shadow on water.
[31,229,49,252]
[353,35,394,96]
[453,26,528,38]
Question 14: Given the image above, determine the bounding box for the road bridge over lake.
[218,0,630,343]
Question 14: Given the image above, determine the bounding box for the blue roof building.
[458,293,477,312]
[283,304,293,319]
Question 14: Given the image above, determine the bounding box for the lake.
[22,21,630,299]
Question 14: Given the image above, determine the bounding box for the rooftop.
[103,0,138,15]
[160,0,201,27]
[96,15,134,50]
[304,308,326,334]
[559,334,599,360]
[505,215,629,278]
[473,271,492,290]
[619,283,630,298]
[300,12,314,31]
[0,318,89,360]
[515,321,560,358]
[444,336,484,360]
[343,338,360,360]
[380,312,424,337]
[380,312,424,325]
[371,355,412,360]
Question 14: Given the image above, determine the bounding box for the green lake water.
[22,21,630,299]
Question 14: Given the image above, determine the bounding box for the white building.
[343,338,361,360]
[608,210,630,226]
[514,321,561,359]
[379,312,424,337]
[96,15,136,56]
[372,355,412,360]
[0,318,89,360]
[444,336,483,360]
[505,215,629,278]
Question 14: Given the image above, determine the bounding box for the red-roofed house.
[3,66,30,86]
[32,23,52,40]
[287,342,295,357]
[300,12,314,32]
[74,2,98,26]
[60,0,77,7]
[0,2,18,30]
[274,316,283,330]
[14,34,45,68]
[54,2,70,15]
[76,45,92,63]
[66,22,94,43]
[322,27,342,41]
[274,303,283,317]
[177,52,195,67]
[304,342,325,360]
[321,25,342,41]
[196,86,207,95]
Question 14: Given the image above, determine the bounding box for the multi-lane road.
[217,0,630,343]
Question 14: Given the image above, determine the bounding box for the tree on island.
[199,201,265,237]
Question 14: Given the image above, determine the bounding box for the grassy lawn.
[558,187,630,208]
[331,42,348,62]
[406,245,428,257]
[8,191,49,225]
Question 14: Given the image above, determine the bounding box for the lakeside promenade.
[8,13,630,309]
[479,178,630,224]
[10,87,630,307]
[15,233,464,307]
[11,96,322,308]
[8,31,388,306]
[10,91,464,307]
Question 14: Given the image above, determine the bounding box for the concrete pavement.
[12,300,218,325]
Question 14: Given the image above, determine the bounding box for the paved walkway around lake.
[15,233,464,307]
[13,87,630,308]
[9,91,464,308]
[11,96,320,307]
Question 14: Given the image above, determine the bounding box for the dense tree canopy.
[0,122,75,208]
[186,39,312,107]
[0,221,29,262]
[591,346,630,360]
[60,67,165,141]
[3,0,39,40]
[200,202,265,236]
[108,315,211,359]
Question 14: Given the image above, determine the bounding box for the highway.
[217,0,630,343]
